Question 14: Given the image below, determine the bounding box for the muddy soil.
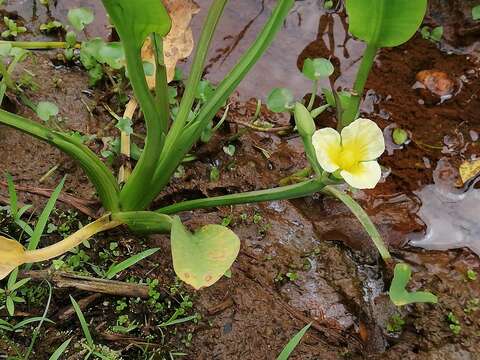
[1,1,480,359]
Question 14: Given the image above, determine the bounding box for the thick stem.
[156,179,326,214]
[25,215,122,263]
[340,43,378,128]
[307,80,318,111]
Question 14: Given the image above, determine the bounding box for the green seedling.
[36,101,59,122]
[393,128,409,145]
[39,21,64,33]
[276,323,311,360]
[0,268,30,316]
[466,269,477,281]
[421,26,443,43]
[473,5,480,21]
[389,263,438,306]
[387,314,405,333]
[324,1,334,10]
[446,312,461,335]
[2,17,27,39]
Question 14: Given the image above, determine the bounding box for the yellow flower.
[312,118,385,189]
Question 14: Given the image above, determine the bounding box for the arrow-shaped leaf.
[389,263,438,306]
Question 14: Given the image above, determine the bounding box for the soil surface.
[0,1,480,359]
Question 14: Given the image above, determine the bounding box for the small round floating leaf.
[170,216,240,290]
[392,128,408,145]
[267,88,294,113]
[36,101,59,121]
[67,7,94,32]
[302,58,334,80]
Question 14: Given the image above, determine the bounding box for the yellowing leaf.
[0,237,27,280]
[171,216,240,290]
[459,159,480,186]
[142,0,200,86]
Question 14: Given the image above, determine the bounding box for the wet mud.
[0,0,480,359]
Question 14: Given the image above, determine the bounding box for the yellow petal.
[341,118,385,161]
[312,128,342,172]
[341,161,382,189]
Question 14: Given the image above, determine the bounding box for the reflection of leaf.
[170,216,240,290]
[389,263,438,306]
[141,0,200,85]
[458,159,480,186]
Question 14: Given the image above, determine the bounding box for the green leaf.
[392,128,409,145]
[170,216,240,290]
[276,323,311,360]
[5,173,18,218]
[473,5,480,21]
[389,263,438,306]
[302,58,334,80]
[67,7,94,31]
[70,296,94,348]
[430,26,443,42]
[10,277,30,292]
[48,338,72,360]
[36,101,59,121]
[345,0,427,47]
[106,248,159,279]
[6,296,14,316]
[27,177,65,252]
[0,42,12,57]
[195,80,216,102]
[115,117,133,135]
[101,0,171,49]
[267,88,294,113]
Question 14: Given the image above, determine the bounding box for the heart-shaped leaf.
[345,0,427,47]
[0,236,27,280]
[171,216,240,290]
[389,263,438,306]
[101,0,171,50]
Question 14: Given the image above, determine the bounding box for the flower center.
[338,147,359,171]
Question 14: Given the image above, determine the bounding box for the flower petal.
[340,161,382,189]
[341,118,385,161]
[312,127,341,172]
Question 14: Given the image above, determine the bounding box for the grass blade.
[48,338,72,360]
[5,173,18,217]
[70,295,94,349]
[276,323,311,360]
[27,177,65,252]
[106,248,159,279]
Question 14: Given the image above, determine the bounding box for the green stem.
[118,39,165,211]
[310,104,330,119]
[307,80,318,111]
[0,109,120,211]
[148,0,295,210]
[340,43,378,128]
[156,178,326,215]
[0,40,70,49]
[152,34,170,134]
[303,138,323,176]
[322,185,391,261]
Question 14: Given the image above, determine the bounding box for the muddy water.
[1,0,480,359]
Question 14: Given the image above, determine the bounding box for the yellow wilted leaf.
[0,237,27,280]
[142,0,200,87]
[458,159,480,186]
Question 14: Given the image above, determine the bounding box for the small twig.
[20,270,150,298]
[227,119,292,133]
[0,181,98,218]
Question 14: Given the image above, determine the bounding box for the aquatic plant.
[0,0,436,305]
